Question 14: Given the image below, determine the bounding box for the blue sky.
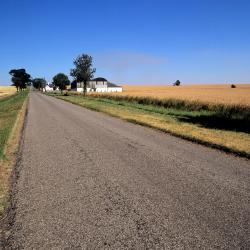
[0,0,249,85]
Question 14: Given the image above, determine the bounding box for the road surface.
[5,92,250,249]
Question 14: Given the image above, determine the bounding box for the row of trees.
[10,54,180,92]
[33,78,46,90]
[9,54,96,95]
[32,74,70,93]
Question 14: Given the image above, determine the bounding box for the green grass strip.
[0,91,28,159]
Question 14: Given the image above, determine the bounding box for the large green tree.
[9,69,31,91]
[52,73,70,94]
[70,54,96,96]
[33,78,47,91]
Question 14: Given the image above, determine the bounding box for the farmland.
[0,86,16,98]
[109,84,250,106]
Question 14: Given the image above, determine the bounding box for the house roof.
[107,82,122,88]
[92,77,107,82]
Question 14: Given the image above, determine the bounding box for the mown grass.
[0,91,28,214]
[47,92,250,158]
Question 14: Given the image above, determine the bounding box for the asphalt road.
[6,92,250,249]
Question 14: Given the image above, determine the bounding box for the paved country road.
[2,92,250,249]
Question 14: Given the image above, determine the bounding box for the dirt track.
[4,92,250,249]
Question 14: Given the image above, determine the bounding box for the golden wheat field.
[0,86,16,98]
[116,84,250,106]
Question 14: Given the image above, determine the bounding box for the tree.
[52,73,70,94]
[70,54,96,96]
[173,80,181,86]
[9,69,31,91]
[33,78,47,91]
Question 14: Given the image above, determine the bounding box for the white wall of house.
[72,79,122,93]
[43,85,54,92]
[74,87,122,93]
[75,87,91,92]
[107,87,123,92]
[95,87,108,92]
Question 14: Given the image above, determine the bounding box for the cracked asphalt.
[6,92,250,249]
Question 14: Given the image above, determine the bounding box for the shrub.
[173,80,181,86]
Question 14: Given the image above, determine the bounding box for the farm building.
[44,83,54,92]
[42,83,59,92]
[71,77,122,93]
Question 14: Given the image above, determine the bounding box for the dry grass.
[0,86,16,98]
[108,84,250,106]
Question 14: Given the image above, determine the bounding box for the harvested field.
[0,86,16,98]
[108,84,250,106]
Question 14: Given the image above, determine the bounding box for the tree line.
[10,53,181,93]
[9,53,95,95]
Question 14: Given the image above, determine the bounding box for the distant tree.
[33,78,47,91]
[173,80,181,86]
[231,84,236,88]
[9,69,31,91]
[70,54,96,96]
[52,73,70,94]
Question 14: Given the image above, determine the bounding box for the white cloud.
[93,50,167,84]
[95,51,166,69]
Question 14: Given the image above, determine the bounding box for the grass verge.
[89,94,250,122]
[0,91,28,215]
[47,92,250,158]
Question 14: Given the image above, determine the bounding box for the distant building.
[71,77,123,93]
[44,83,54,92]
[43,83,59,92]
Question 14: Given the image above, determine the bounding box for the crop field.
[111,84,250,106]
[0,86,16,98]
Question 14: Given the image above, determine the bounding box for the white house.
[71,77,122,93]
[44,84,54,92]
[43,83,60,92]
